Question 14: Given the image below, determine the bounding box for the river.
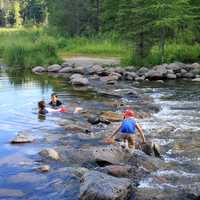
[0,67,199,199]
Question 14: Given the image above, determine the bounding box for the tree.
[0,8,6,26]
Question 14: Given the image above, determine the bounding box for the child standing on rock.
[105,109,146,149]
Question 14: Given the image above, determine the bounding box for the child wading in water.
[38,100,82,115]
[105,109,145,149]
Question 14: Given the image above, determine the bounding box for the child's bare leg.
[128,136,136,149]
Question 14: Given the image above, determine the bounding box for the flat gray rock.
[80,171,132,200]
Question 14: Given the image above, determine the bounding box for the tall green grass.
[1,27,200,68]
[122,43,200,67]
[0,28,61,68]
[61,37,131,58]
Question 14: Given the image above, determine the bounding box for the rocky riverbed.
[0,62,200,200]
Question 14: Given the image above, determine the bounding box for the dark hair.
[38,100,45,109]
[51,93,57,97]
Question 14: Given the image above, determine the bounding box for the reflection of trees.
[5,68,108,101]
[6,68,64,94]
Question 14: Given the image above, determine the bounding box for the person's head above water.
[38,100,46,114]
[51,93,58,103]
[123,109,135,118]
[49,93,62,107]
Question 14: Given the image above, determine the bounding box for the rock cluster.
[32,62,200,86]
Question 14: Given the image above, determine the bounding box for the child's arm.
[109,124,121,138]
[136,123,145,143]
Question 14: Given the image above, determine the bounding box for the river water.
[0,68,199,199]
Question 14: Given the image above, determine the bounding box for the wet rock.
[80,171,132,200]
[73,66,86,74]
[61,61,71,68]
[146,70,164,80]
[124,72,137,80]
[156,80,164,83]
[135,76,145,81]
[47,64,62,72]
[35,165,50,173]
[167,73,176,79]
[100,75,119,84]
[71,76,90,86]
[181,68,187,75]
[70,73,83,80]
[166,62,183,73]
[92,146,127,166]
[59,66,73,73]
[138,142,161,158]
[11,132,34,144]
[0,189,25,198]
[32,66,46,73]
[182,72,195,79]
[87,116,100,125]
[39,148,60,160]
[88,65,105,75]
[192,78,200,82]
[55,167,89,178]
[97,165,132,178]
[137,67,149,76]
[90,74,100,80]
[64,124,91,133]
[100,111,123,122]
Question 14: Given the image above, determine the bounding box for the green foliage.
[0,28,61,68]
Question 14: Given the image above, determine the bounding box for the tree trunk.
[95,0,100,32]
[160,28,165,63]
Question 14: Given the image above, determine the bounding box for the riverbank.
[1,28,200,68]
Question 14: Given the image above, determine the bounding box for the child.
[105,109,145,149]
[49,93,62,107]
[38,100,82,115]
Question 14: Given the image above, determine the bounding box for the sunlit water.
[0,68,199,199]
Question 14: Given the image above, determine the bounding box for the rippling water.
[0,68,199,199]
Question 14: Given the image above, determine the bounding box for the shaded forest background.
[0,0,200,67]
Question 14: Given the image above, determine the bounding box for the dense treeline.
[0,0,200,66]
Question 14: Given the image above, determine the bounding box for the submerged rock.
[0,189,25,198]
[80,171,132,200]
[39,148,60,160]
[35,165,50,173]
[11,132,34,144]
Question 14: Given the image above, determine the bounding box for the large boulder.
[71,77,90,86]
[146,70,165,80]
[80,171,132,200]
[32,66,46,73]
[47,64,62,72]
[70,74,90,86]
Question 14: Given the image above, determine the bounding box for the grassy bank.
[0,28,200,68]
[0,28,130,68]
[0,28,61,68]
